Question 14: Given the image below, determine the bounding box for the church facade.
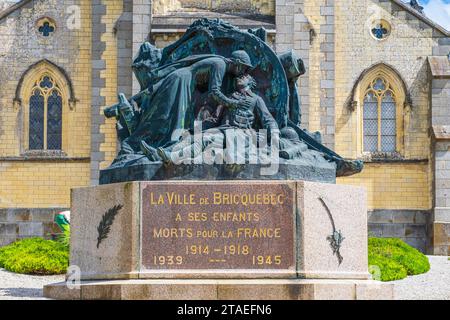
[0,0,449,255]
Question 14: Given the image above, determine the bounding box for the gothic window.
[363,77,397,153]
[28,75,63,150]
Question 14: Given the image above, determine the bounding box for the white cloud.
[403,0,450,30]
[423,0,450,30]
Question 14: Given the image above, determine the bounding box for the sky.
[404,0,450,30]
[1,0,450,31]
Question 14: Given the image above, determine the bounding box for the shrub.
[0,238,69,275]
[56,226,70,249]
[368,237,430,282]
[368,253,407,281]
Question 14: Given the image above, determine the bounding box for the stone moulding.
[99,162,337,185]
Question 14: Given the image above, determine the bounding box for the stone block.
[12,209,32,222]
[434,208,450,223]
[404,225,426,238]
[70,182,141,280]
[433,222,450,255]
[368,224,383,237]
[0,223,18,236]
[381,224,406,237]
[296,181,370,280]
[414,211,429,224]
[0,210,7,222]
[122,280,218,300]
[392,211,416,224]
[0,209,21,222]
[310,280,356,300]
[44,279,394,300]
[18,222,43,237]
[43,282,81,300]
[368,210,393,223]
[355,281,395,300]
[67,180,371,281]
[433,245,449,256]
[403,238,426,253]
[0,235,17,247]
[31,209,60,222]
[217,280,312,300]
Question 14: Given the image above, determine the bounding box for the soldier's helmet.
[230,50,254,69]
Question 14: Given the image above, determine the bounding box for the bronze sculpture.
[100,18,363,184]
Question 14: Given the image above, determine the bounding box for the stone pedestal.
[99,162,337,185]
[44,279,394,300]
[44,180,392,300]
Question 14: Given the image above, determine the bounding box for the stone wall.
[333,0,448,240]
[275,0,336,139]
[153,0,275,15]
[334,0,440,160]
[368,209,431,253]
[132,0,152,93]
[91,0,152,183]
[431,75,450,256]
[338,162,430,210]
[0,0,92,207]
[92,0,123,182]
[275,0,307,127]
[0,208,66,247]
[431,78,450,126]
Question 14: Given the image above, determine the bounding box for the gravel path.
[393,256,450,300]
[0,269,64,300]
[0,256,448,300]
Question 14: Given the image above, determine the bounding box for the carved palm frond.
[96,204,123,249]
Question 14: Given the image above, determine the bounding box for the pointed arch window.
[28,75,63,150]
[15,60,76,156]
[363,77,397,153]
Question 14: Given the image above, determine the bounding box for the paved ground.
[0,256,448,300]
[0,269,64,300]
[393,256,450,300]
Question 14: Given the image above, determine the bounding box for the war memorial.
[38,19,398,300]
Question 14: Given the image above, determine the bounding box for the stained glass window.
[38,19,55,37]
[363,77,397,153]
[47,90,62,150]
[28,75,63,151]
[371,24,388,39]
[370,20,391,40]
[381,92,396,152]
[363,92,378,152]
[29,90,44,150]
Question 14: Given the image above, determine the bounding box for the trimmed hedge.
[368,237,430,282]
[0,238,69,275]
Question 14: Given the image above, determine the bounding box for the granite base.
[44,180,384,300]
[44,279,394,300]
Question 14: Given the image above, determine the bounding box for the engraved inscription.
[141,183,295,271]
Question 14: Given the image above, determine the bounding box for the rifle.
[103,88,150,118]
